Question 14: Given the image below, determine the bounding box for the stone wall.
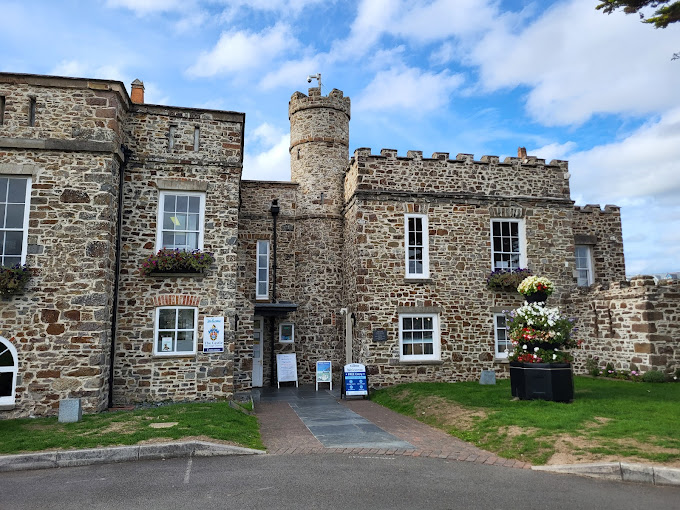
[112,104,244,405]
[342,149,589,386]
[349,149,571,200]
[236,180,298,389]
[573,205,626,286]
[0,74,129,417]
[570,277,680,374]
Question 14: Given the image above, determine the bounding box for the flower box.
[140,249,214,277]
[509,362,574,403]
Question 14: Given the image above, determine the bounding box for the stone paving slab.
[255,394,532,470]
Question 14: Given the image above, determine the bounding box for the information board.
[276,353,298,388]
[316,360,332,391]
[203,316,225,353]
[343,363,368,396]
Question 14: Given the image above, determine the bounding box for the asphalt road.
[1,454,678,510]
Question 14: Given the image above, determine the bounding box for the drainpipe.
[108,145,131,408]
[269,200,280,387]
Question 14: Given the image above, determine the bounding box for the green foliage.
[0,264,31,297]
[642,369,667,383]
[372,378,680,465]
[0,402,264,454]
[596,1,680,28]
[585,356,600,376]
[486,268,531,291]
[140,249,214,276]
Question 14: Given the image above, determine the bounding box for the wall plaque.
[372,328,387,342]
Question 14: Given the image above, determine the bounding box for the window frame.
[398,313,440,362]
[404,213,430,279]
[0,336,19,406]
[0,175,32,267]
[490,218,526,271]
[153,306,198,356]
[575,244,594,287]
[493,313,510,359]
[256,240,270,300]
[155,190,205,252]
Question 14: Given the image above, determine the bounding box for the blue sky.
[2,0,679,275]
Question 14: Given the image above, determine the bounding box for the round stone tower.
[288,87,350,383]
[289,87,350,212]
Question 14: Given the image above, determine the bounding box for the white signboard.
[276,353,298,388]
[203,316,225,353]
[316,360,332,391]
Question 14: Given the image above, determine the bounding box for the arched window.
[0,336,18,407]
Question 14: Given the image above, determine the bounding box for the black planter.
[509,362,574,402]
[525,291,548,303]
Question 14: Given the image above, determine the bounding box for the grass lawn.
[371,377,680,466]
[0,402,264,455]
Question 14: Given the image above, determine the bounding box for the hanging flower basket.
[140,249,214,276]
[517,275,554,303]
[0,264,31,297]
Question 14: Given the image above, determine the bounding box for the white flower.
[553,354,557,360]
[534,347,539,352]
[522,344,527,350]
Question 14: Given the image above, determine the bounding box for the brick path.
[256,398,531,469]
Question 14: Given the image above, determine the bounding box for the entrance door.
[252,317,263,387]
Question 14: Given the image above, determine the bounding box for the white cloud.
[354,66,464,112]
[186,24,298,77]
[528,141,577,162]
[470,0,680,125]
[50,60,127,83]
[569,108,680,203]
[260,56,324,90]
[243,124,291,181]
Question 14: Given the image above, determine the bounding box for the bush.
[642,370,666,383]
[0,264,31,297]
[487,268,531,291]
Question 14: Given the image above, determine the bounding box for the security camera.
[306,73,321,87]
[307,76,313,83]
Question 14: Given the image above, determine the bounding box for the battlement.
[574,204,621,214]
[347,147,573,201]
[350,147,569,170]
[289,87,351,119]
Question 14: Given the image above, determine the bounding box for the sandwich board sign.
[316,360,332,391]
[343,363,368,397]
[276,353,298,388]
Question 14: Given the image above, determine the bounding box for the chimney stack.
[517,147,527,159]
[131,79,144,104]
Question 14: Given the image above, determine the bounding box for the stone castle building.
[0,72,678,418]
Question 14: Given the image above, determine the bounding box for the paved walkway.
[254,385,531,470]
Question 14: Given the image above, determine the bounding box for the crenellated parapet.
[346,147,572,201]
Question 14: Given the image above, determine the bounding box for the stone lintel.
[0,137,117,154]
[157,178,209,192]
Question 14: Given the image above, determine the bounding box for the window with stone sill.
[405,213,429,279]
[156,191,205,252]
[490,219,526,271]
[399,313,440,362]
[575,245,594,287]
[0,176,31,268]
[493,313,510,359]
[153,306,198,356]
[0,336,18,406]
